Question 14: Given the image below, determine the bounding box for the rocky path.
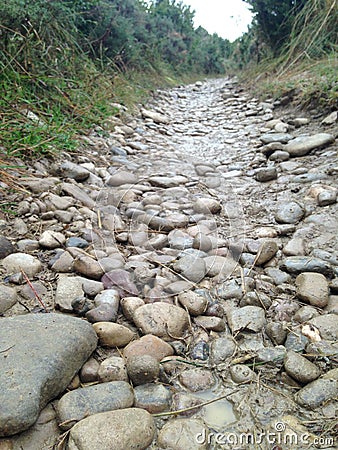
[0,78,337,449]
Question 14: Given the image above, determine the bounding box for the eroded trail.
[0,78,337,449]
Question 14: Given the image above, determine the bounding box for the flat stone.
[309,314,338,341]
[322,111,338,125]
[61,182,95,208]
[148,175,188,188]
[0,285,18,314]
[194,315,226,332]
[157,418,209,450]
[93,322,135,347]
[67,408,155,450]
[2,252,42,279]
[134,383,172,414]
[56,381,134,430]
[281,257,333,276]
[193,197,222,214]
[142,108,169,123]
[0,236,15,259]
[260,133,293,144]
[227,306,266,333]
[295,378,338,408]
[296,272,329,307]
[132,303,190,340]
[283,238,306,256]
[0,314,97,437]
[317,189,337,206]
[123,334,174,362]
[284,350,321,384]
[285,133,335,156]
[204,255,236,277]
[101,269,138,297]
[275,201,305,224]
[59,161,90,181]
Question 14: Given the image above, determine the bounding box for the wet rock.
[255,240,278,265]
[132,303,190,340]
[0,285,18,314]
[309,314,338,341]
[193,197,222,214]
[255,167,277,182]
[134,383,172,413]
[102,269,138,296]
[73,255,104,280]
[284,350,321,384]
[295,378,338,408]
[93,322,135,347]
[123,334,174,361]
[210,336,236,364]
[2,253,42,279]
[230,364,256,383]
[179,368,215,392]
[296,272,329,307]
[0,314,97,437]
[67,408,155,450]
[126,355,160,386]
[281,257,333,276]
[285,133,335,156]
[194,316,226,332]
[98,356,128,382]
[178,291,208,316]
[157,418,209,450]
[227,306,266,333]
[0,236,15,259]
[275,201,305,224]
[56,381,134,430]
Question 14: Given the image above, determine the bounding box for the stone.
[101,270,138,297]
[61,182,95,208]
[179,368,215,392]
[59,161,90,181]
[98,356,128,382]
[0,236,15,259]
[260,133,293,144]
[284,350,321,384]
[317,190,337,206]
[295,378,338,408]
[134,383,172,413]
[132,303,190,340]
[66,237,89,249]
[255,240,278,265]
[0,314,97,437]
[178,291,208,316]
[283,238,306,256]
[79,358,100,383]
[227,306,266,333]
[107,171,138,187]
[168,230,194,249]
[126,355,160,386]
[2,253,42,279]
[204,255,236,277]
[39,230,66,249]
[123,334,174,362]
[230,364,256,383]
[294,305,318,322]
[55,276,84,312]
[157,418,209,450]
[173,255,206,283]
[265,322,287,345]
[255,167,277,182]
[210,336,236,364]
[280,257,333,276]
[85,304,118,323]
[269,150,290,162]
[264,267,291,285]
[67,408,155,450]
[296,272,329,307]
[194,316,226,332]
[285,332,309,352]
[56,381,134,430]
[321,111,338,125]
[142,108,169,123]
[193,197,222,214]
[16,239,39,252]
[94,289,120,313]
[93,322,135,347]
[51,251,74,273]
[285,133,335,156]
[73,255,104,280]
[256,346,286,364]
[121,297,145,321]
[275,201,305,224]
[309,314,338,341]
[0,285,17,314]
[148,175,188,188]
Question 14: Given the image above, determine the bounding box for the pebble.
[80,358,100,383]
[285,133,335,156]
[194,315,226,331]
[265,322,287,345]
[296,272,329,307]
[93,322,135,347]
[157,418,209,450]
[55,276,84,312]
[193,197,222,214]
[255,167,277,182]
[0,314,97,437]
[230,364,256,383]
[260,133,293,144]
[309,314,338,341]
[227,305,266,333]
[285,332,309,352]
[173,255,206,283]
[178,291,208,316]
[56,381,134,430]
[0,236,15,258]
[275,201,305,224]
[102,269,138,296]
[0,285,18,314]
[59,161,90,181]
[281,256,333,276]
[295,378,338,408]
[126,355,160,385]
[107,170,138,186]
[2,253,42,279]
[132,303,190,340]
[284,350,321,384]
[123,334,174,361]
[283,238,306,256]
[134,383,172,413]
[85,303,118,323]
[73,255,104,280]
[98,356,128,382]
[255,240,278,265]
[179,368,215,392]
[67,408,155,450]
[317,189,337,206]
[210,336,236,364]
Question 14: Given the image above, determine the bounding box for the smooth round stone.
[255,240,278,265]
[94,289,120,308]
[265,322,287,345]
[93,322,135,347]
[0,236,15,258]
[285,332,309,352]
[285,133,334,156]
[80,358,100,383]
[275,201,305,224]
[194,316,225,332]
[179,368,215,392]
[230,364,256,383]
[67,408,155,450]
[168,230,194,249]
[193,197,222,214]
[0,285,18,314]
[317,190,337,206]
[294,305,318,322]
[210,337,236,364]
[123,335,174,362]
[295,378,338,408]
[296,272,329,307]
[56,381,134,430]
[284,350,321,384]
[134,383,171,413]
[309,314,338,341]
[107,170,138,186]
[157,418,209,450]
[73,255,104,280]
[126,355,160,386]
[51,251,74,273]
[81,279,104,297]
[85,303,118,323]
[255,167,277,182]
[280,257,333,276]
[178,291,208,316]
[66,237,89,248]
[16,239,39,252]
[2,253,42,279]
[269,150,290,162]
[264,267,291,285]
[173,255,206,283]
[260,133,293,144]
[98,357,128,382]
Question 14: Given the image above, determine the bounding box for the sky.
[180,0,254,42]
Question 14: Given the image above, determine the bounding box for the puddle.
[193,390,237,430]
